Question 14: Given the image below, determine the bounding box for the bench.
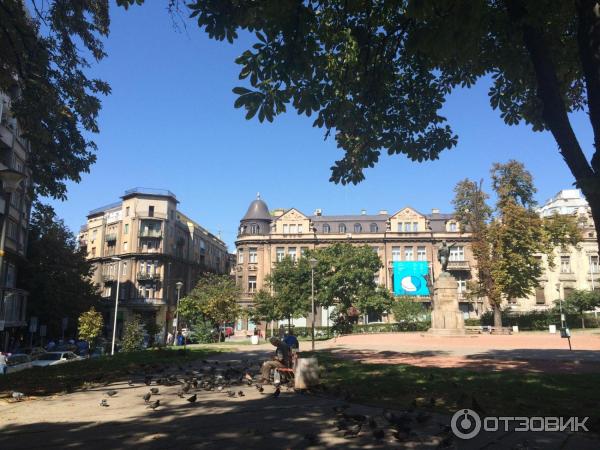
[465,326,482,335]
[490,326,513,335]
[275,367,295,383]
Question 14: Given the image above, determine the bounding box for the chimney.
[361,209,366,215]
[314,208,322,216]
[379,210,388,215]
[431,208,440,214]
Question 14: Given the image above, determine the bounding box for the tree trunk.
[287,316,291,334]
[581,313,586,329]
[493,304,503,328]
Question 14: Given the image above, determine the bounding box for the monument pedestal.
[429,272,465,335]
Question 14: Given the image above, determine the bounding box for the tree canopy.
[77,307,103,349]
[265,256,312,325]
[22,203,101,338]
[0,0,110,199]
[560,289,600,328]
[453,161,581,326]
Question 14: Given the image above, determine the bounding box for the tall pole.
[311,267,315,351]
[174,281,183,339]
[111,258,122,356]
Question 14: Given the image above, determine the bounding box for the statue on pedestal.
[437,240,456,273]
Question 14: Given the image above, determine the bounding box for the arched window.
[354,223,362,233]
[370,223,378,233]
[322,224,330,233]
[339,223,346,233]
[250,223,260,234]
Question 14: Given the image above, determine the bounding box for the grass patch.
[306,351,600,422]
[0,347,217,397]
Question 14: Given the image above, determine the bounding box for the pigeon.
[12,392,25,401]
[217,386,223,391]
[393,430,409,441]
[244,373,253,382]
[227,390,236,398]
[336,419,349,431]
[106,390,118,397]
[99,399,109,407]
[143,392,152,403]
[147,399,160,410]
[238,390,245,397]
[144,376,152,386]
[344,424,362,438]
[186,394,197,403]
[150,388,159,395]
[272,386,281,399]
[182,383,191,394]
[177,391,184,398]
[372,428,384,441]
[255,384,264,393]
[127,380,135,386]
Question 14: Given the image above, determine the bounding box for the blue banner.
[393,261,430,296]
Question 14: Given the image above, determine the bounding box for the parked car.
[17,347,46,360]
[2,354,33,375]
[31,352,83,367]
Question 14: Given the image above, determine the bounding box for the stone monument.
[428,241,465,335]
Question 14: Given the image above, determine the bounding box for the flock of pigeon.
[96,358,286,411]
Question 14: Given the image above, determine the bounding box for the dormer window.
[250,223,260,234]
[354,223,362,233]
[448,222,457,232]
[339,224,346,233]
[323,224,330,233]
[370,223,378,233]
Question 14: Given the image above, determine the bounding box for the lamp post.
[556,282,572,351]
[309,257,318,351]
[174,281,183,337]
[110,257,122,356]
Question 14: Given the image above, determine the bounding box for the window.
[560,256,571,273]
[412,222,418,232]
[5,264,16,288]
[248,276,257,293]
[370,223,378,233]
[300,247,308,256]
[323,224,330,233]
[125,206,130,217]
[449,245,464,261]
[298,224,303,234]
[535,287,546,305]
[339,224,346,233]
[392,247,401,261]
[276,247,285,262]
[123,241,128,252]
[290,224,297,234]
[283,224,289,234]
[122,262,128,276]
[404,222,411,232]
[354,223,362,233]
[92,229,97,240]
[288,247,297,261]
[404,247,414,261]
[250,224,260,234]
[563,287,574,299]
[590,255,599,273]
[449,222,457,232]
[148,205,154,217]
[91,247,96,257]
[456,274,467,298]
[124,223,129,234]
[6,220,17,239]
[397,223,403,232]
[249,247,257,263]
[417,246,427,261]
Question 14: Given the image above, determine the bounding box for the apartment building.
[79,188,229,340]
[0,93,33,351]
[513,189,600,311]
[234,195,478,333]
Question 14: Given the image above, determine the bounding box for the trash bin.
[295,357,319,390]
[549,325,557,334]
[250,335,259,345]
[512,325,519,333]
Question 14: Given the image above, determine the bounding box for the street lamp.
[110,257,122,356]
[174,281,183,337]
[309,257,318,351]
[556,282,572,351]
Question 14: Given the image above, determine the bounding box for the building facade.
[0,93,33,351]
[514,190,599,311]
[234,195,479,333]
[78,188,229,340]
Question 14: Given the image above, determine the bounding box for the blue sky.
[49,2,593,250]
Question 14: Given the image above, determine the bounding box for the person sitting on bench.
[260,337,291,383]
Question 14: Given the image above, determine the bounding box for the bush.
[122,315,144,352]
[189,321,218,344]
[464,318,481,326]
[479,310,600,330]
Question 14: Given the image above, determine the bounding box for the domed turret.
[239,193,272,236]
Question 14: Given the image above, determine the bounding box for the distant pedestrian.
[177,332,184,346]
[0,352,7,375]
[167,332,174,346]
[278,324,285,339]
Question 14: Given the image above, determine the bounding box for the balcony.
[122,297,166,307]
[0,288,28,327]
[137,272,160,281]
[105,234,117,243]
[102,274,116,283]
[139,230,162,238]
[447,260,471,271]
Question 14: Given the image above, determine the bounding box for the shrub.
[480,310,599,330]
[122,315,145,352]
[189,321,218,344]
[464,318,481,326]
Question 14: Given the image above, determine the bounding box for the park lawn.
[0,347,218,398]
[310,351,600,421]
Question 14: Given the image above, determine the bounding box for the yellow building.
[234,195,479,334]
[78,188,229,340]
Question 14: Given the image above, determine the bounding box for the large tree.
[561,289,600,328]
[0,0,111,199]
[21,203,101,338]
[453,161,580,327]
[123,0,600,252]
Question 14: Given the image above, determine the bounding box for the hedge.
[480,310,600,330]
[282,321,431,336]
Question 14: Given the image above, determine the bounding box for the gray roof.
[309,214,389,222]
[242,198,272,222]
